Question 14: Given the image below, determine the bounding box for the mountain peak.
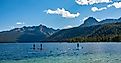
[39,24,45,27]
[85,17,98,22]
[87,17,96,19]
[81,17,99,27]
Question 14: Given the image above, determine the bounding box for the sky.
[0,0,121,31]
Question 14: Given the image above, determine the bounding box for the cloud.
[91,7,107,12]
[107,2,121,8]
[91,2,121,12]
[64,25,73,29]
[75,0,112,5]
[16,22,25,25]
[44,8,80,18]
[75,0,121,12]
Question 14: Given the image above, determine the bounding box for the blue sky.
[0,0,121,31]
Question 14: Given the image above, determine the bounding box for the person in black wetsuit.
[77,43,79,50]
[40,44,42,50]
[33,44,36,50]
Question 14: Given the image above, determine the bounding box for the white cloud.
[16,22,24,25]
[91,7,107,12]
[75,0,121,12]
[44,8,80,18]
[75,0,112,5]
[91,2,121,12]
[107,2,121,8]
[64,25,73,29]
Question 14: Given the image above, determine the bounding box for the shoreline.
[0,41,121,43]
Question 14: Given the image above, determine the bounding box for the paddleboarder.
[33,44,36,50]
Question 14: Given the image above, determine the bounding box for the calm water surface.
[0,42,121,63]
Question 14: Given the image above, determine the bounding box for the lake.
[0,42,121,63]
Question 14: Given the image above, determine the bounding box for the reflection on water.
[0,42,121,63]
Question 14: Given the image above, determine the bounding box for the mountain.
[118,17,121,21]
[81,17,99,27]
[48,22,121,42]
[80,17,121,27]
[1,17,121,43]
[99,19,117,24]
[47,17,121,42]
[46,25,100,41]
[0,25,59,43]
[69,22,121,42]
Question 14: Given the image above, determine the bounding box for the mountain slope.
[69,22,121,42]
[0,25,58,42]
[47,25,101,41]
[0,31,22,42]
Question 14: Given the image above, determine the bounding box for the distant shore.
[0,41,121,43]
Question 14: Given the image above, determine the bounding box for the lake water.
[0,42,121,63]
